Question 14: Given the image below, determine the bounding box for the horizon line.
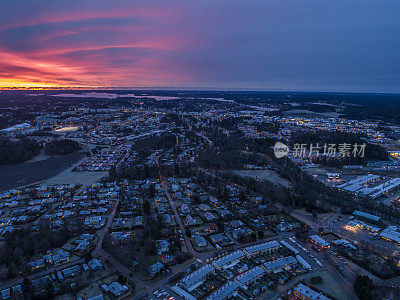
[1,86,400,95]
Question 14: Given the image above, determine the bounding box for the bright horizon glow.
[0,79,60,88]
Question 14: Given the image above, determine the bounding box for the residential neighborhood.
[1,91,400,300]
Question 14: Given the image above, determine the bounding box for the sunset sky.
[0,0,399,92]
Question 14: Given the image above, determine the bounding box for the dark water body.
[0,151,84,191]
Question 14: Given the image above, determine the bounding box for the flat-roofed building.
[207,281,241,300]
[380,226,400,244]
[309,235,330,251]
[326,173,340,180]
[172,285,197,300]
[369,178,400,198]
[331,239,357,250]
[180,264,215,292]
[280,240,299,254]
[337,175,380,194]
[243,240,281,257]
[212,250,245,270]
[235,266,265,285]
[263,256,297,273]
[352,210,382,224]
[296,255,311,270]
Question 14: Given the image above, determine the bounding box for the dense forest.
[291,130,388,166]
[44,139,81,155]
[160,113,188,128]
[133,133,177,152]
[256,121,281,133]
[195,129,275,169]
[342,102,400,124]
[0,137,40,165]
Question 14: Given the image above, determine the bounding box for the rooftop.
[293,283,331,300]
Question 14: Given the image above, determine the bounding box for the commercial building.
[369,178,400,198]
[331,239,357,250]
[380,226,400,244]
[337,175,380,193]
[352,210,382,224]
[309,235,330,251]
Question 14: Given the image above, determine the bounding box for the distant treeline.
[44,139,81,155]
[0,137,40,165]
[281,103,337,113]
[29,130,57,137]
[342,103,400,124]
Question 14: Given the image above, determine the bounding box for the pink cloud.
[0,2,191,87]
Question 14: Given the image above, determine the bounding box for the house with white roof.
[212,250,245,270]
[235,266,265,285]
[207,281,241,300]
[243,240,281,257]
[263,256,298,273]
[180,264,215,292]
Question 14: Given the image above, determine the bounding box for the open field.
[42,164,107,188]
[304,270,353,300]
[0,151,85,191]
[231,169,293,189]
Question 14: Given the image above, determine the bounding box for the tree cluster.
[44,139,81,155]
[353,275,376,300]
[0,136,40,165]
